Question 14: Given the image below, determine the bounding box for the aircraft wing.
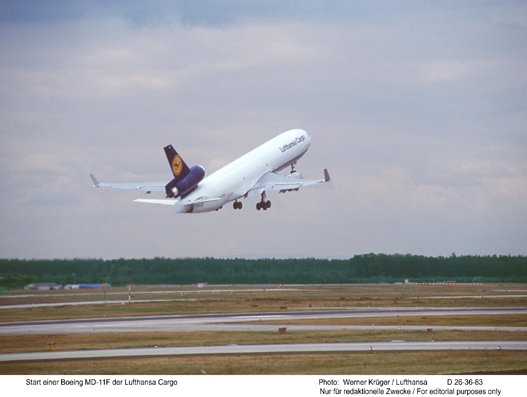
[90,174,166,193]
[245,169,331,197]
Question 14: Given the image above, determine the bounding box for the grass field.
[2,283,527,322]
[3,351,526,375]
[1,283,526,374]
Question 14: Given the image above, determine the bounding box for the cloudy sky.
[1,1,526,260]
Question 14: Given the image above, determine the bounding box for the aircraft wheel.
[256,202,261,210]
[238,202,242,209]
[233,202,237,209]
[266,200,271,209]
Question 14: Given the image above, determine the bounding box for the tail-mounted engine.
[165,165,205,198]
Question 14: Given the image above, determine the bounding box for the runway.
[2,307,526,363]
[1,307,526,336]
[1,341,525,363]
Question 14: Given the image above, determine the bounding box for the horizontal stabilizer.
[135,199,178,206]
[135,196,224,207]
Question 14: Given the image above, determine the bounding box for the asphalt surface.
[2,341,525,363]
[1,307,526,336]
[2,307,526,363]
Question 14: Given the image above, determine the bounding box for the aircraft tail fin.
[164,144,191,180]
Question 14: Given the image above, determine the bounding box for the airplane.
[90,129,330,213]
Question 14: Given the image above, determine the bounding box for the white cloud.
[0,2,526,259]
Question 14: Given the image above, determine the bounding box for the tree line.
[0,254,526,289]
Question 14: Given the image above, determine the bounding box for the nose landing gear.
[233,200,242,210]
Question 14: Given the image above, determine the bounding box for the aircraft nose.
[304,131,311,146]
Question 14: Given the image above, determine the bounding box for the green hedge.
[1,254,526,289]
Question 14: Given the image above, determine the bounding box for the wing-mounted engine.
[283,171,303,192]
[165,165,205,198]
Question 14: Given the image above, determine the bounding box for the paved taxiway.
[2,307,526,363]
[2,341,526,363]
[1,307,526,336]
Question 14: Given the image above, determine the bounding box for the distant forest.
[1,254,526,289]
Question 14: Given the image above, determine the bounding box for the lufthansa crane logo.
[172,155,183,176]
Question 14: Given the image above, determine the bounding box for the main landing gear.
[233,200,242,210]
[256,192,271,211]
[256,200,271,210]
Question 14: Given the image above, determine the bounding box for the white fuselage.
[174,129,311,213]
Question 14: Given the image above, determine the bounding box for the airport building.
[24,283,62,290]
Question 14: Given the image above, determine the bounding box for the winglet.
[323,169,331,182]
[90,174,100,187]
